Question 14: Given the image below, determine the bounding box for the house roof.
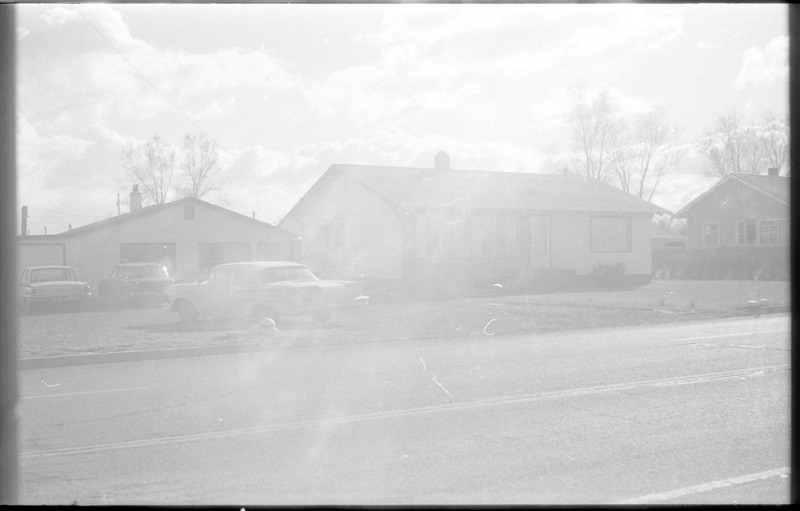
[286,164,669,219]
[23,197,298,239]
[674,173,790,217]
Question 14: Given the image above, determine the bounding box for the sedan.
[164,261,369,323]
[19,266,91,312]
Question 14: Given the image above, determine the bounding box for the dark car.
[98,263,174,306]
[18,266,91,312]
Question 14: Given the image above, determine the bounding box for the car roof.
[115,262,164,267]
[214,261,306,270]
[25,266,74,270]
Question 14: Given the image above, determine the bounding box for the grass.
[17,279,790,359]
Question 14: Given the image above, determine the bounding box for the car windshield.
[29,268,76,283]
[256,267,318,283]
[118,265,168,278]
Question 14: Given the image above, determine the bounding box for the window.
[702,222,719,247]
[736,220,756,245]
[199,242,251,275]
[495,215,520,256]
[29,267,77,283]
[184,205,195,220]
[443,210,467,256]
[120,242,176,264]
[470,213,519,257]
[470,214,495,257]
[758,219,788,245]
[590,216,631,252]
[530,216,550,258]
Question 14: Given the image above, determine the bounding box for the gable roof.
[31,197,298,239]
[284,164,669,220]
[674,173,790,217]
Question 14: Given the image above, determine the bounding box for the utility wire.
[27,207,105,219]
[77,9,297,199]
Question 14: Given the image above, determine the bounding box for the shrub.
[590,262,628,289]
[681,246,788,281]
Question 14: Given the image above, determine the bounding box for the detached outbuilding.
[279,152,669,294]
[18,189,300,293]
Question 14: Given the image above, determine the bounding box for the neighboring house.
[279,152,669,293]
[673,169,789,279]
[18,187,300,293]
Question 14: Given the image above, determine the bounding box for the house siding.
[401,209,652,292]
[550,212,652,276]
[280,176,403,280]
[683,180,789,249]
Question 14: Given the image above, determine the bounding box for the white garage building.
[17,191,300,293]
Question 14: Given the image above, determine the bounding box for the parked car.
[164,261,369,323]
[18,266,91,312]
[98,263,174,306]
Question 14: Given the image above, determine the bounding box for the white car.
[19,266,91,312]
[164,261,369,323]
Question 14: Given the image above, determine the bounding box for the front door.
[530,216,551,269]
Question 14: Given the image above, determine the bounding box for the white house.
[280,152,669,294]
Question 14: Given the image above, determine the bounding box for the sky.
[15,2,789,235]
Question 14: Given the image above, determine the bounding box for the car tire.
[177,299,199,322]
[253,305,280,324]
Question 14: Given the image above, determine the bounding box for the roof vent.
[434,151,450,171]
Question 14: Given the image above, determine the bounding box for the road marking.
[21,364,788,460]
[616,467,790,504]
[21,386,147,400]
[681,329,788,344]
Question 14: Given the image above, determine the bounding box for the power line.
[27,207,105,219]
[77,9,297,198]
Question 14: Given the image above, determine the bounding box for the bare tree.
[179,132,222,199]
[697,111,787,177]
[760,112,790,176]
[610,109,683,201]
[565,88,623,183]
[122,135,177,205]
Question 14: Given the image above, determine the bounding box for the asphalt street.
[18,315,791,505]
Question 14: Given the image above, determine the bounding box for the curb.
[19,304,790,371]
[19,342,270,370]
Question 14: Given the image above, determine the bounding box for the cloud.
[736,35,788,89]
[22,4,296,131]
[17,117,134,231]
[41,5,80,26]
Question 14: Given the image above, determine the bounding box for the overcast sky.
[16,3,788,234]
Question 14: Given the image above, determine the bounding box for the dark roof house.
[673,169,790,279]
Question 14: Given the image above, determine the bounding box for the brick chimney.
[130,185,142,212]
[767,167,780,176]
[434,151,450,171]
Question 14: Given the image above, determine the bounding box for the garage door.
[18,243,66,271]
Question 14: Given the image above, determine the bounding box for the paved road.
[18,315,790,505]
